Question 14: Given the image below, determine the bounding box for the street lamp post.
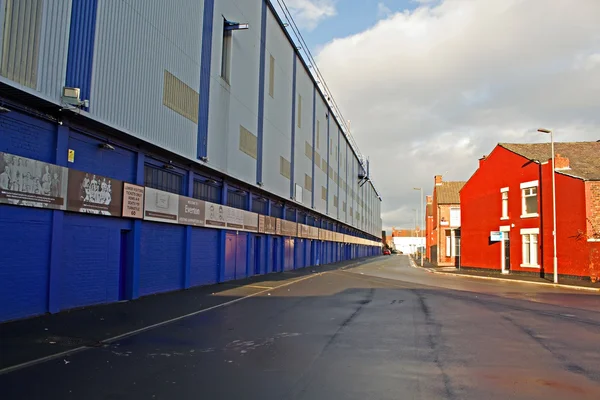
[413,187,424,267]
[538,128,558,284]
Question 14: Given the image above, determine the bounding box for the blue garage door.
[236,233,248,280]
[190,227,219,287]
[140,222,185,296]
[0,206,52,322]
[61,214,130,310]
[305,240,312,267]
[224,232,248,282]
[284,238,294,271]
[253,235,266,275]
[294,238,304,269]
[272,237,281,273]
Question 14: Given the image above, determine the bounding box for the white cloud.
[278,0,337,31]
[315,0,600,231]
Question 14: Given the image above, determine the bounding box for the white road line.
[0,272,323,376]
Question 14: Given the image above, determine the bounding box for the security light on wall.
[99,143,115,151]
[224,20,249,31]
[62,87,89,108]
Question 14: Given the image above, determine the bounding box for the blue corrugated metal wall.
[65,0,98,104]
[190,227,219,286]
[139,222,185,296]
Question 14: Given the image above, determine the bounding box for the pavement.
[409,255,600,291]
[2,255,600,399]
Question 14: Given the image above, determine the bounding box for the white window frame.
[500,187,509,220]
[520,227,539,268]
[520,181,539,218]
[450,207,461,227]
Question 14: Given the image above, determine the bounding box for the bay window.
[521,228,539,267]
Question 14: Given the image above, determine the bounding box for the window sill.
[500,217,509,221]
[520,213,539,219]
[520,263,540,268]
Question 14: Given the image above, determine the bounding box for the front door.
[503,235,510,272]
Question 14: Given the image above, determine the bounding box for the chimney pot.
[435,175,443,186]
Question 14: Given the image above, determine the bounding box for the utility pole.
[413,187,424,267]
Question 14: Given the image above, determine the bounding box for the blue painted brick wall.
[61,214,130,310]
[140,222,185,296]
[68,130,136,182]
[0,206,52,321]
[0,111,56,162]
[190,227,219,286]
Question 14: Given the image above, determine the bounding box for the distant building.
[461,142,600,281]
[391,228,425,254]
[431,176,465,266]
[425,195,434,261]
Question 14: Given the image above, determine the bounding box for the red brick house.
[425,195,434,261]
[431,176,466,266]
[461,142,600,281]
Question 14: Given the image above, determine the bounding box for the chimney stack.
[435,175,443,186]
[426,195,432,204]
[554,153,570,170]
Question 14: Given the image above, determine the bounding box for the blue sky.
[301,1,419,49]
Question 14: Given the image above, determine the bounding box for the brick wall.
[585,181,600,239]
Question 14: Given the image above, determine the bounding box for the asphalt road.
[2,255,600,399]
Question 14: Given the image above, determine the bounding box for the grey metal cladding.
[1,0,43,89]
[37,0,71,100]
[91,0,202,159]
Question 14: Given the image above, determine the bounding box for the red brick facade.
[431,176,463,266]
[461,145,600,280]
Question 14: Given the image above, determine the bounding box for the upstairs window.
[521,181,538,217]
[501,188,509,219]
